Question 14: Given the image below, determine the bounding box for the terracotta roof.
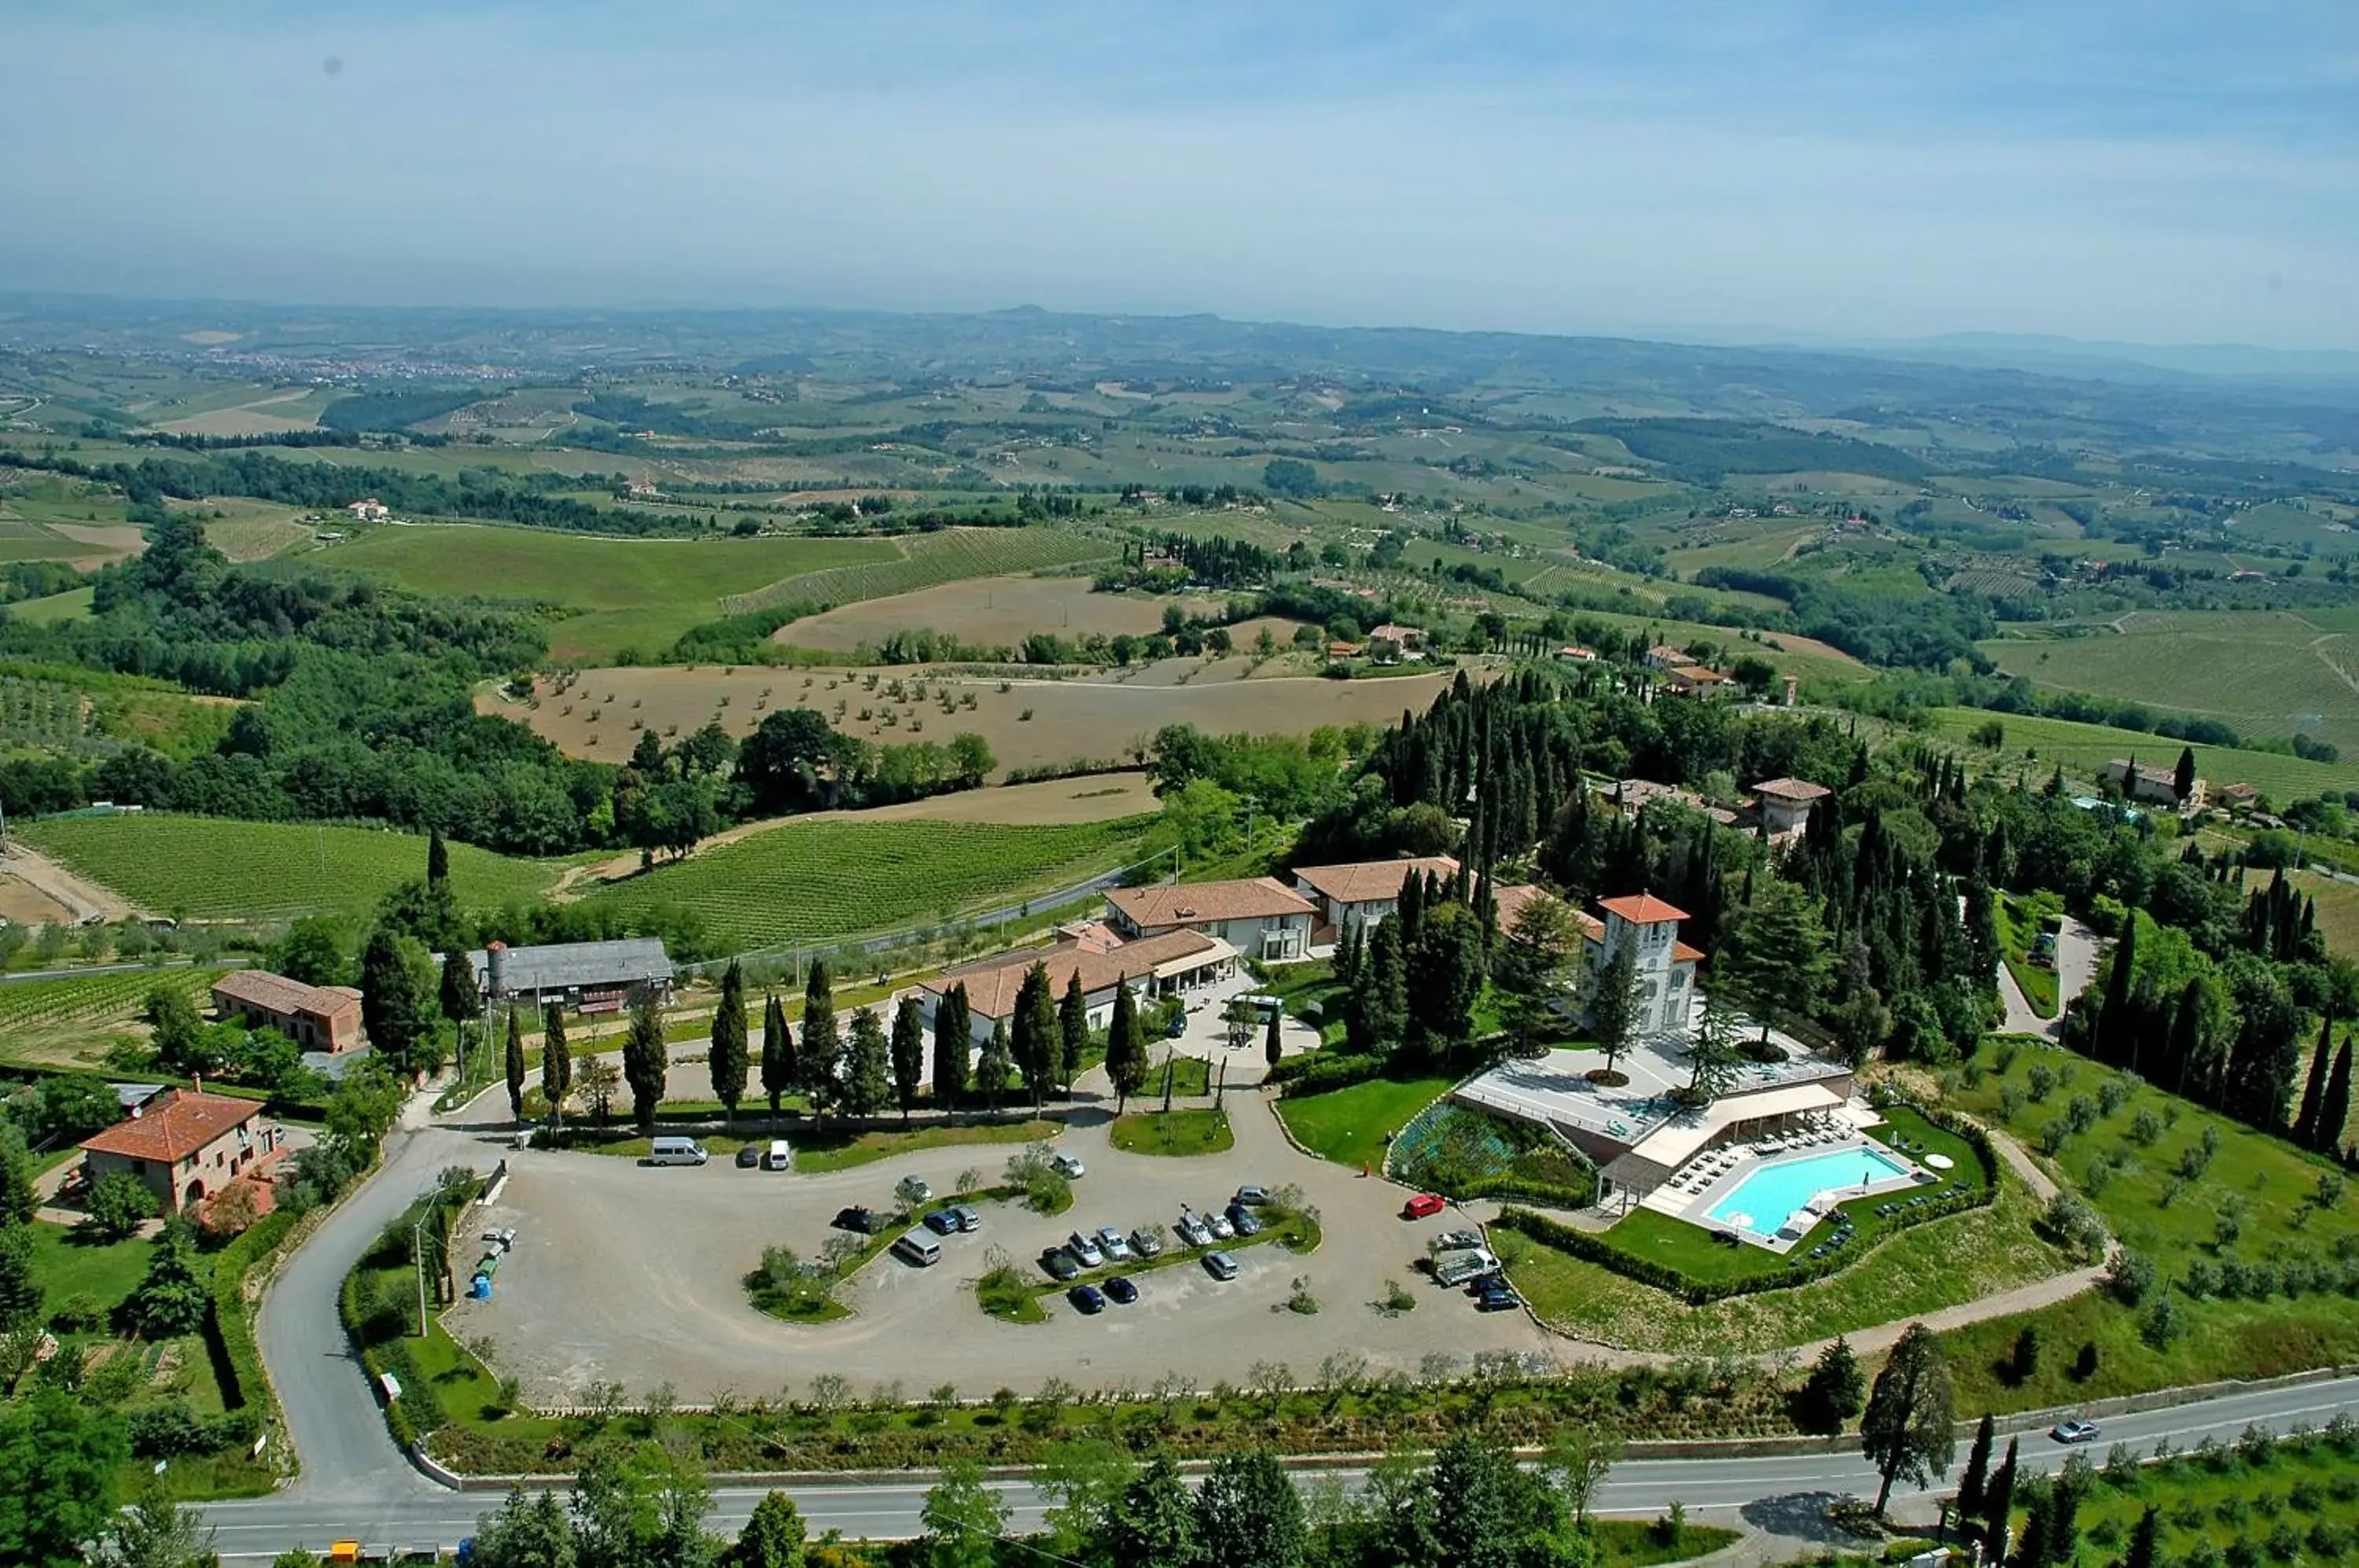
[1750,777,1831,802]
[1668,664,1727,683]
[925,930,1226,1020]
[1597,893,1690,926]
[212,969,359,1019]
[1292,856,1460,907]
[1106,878,1314,929]
[79,1088,263,1164]
[1672,941,1707,963]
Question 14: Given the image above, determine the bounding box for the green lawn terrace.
[1449,1003,1899,1251]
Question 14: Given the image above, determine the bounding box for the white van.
[892,1231,943,1268]
[762,1139,793,1172]
[647,1136,708,1166]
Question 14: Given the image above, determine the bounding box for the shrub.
[1265,1051,1386,1095]
[2105,1249,2157,1305]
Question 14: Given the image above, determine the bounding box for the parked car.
[1040,1248,1081,1282]
[833,1206,879,1235]
[1051,1153,1086,1178]
[950,1205,981,1233]
[1233,1184,1271,1207]
[734,1145,761,1169]
[761,1139,793,1171]
[922,1210,959,1235]
[1104,1275,1139,1305]
[1434,1252,1496,1288]
[1175,1213,1213,1249]
[1225,1203,1262,1237]
[895,1175,933,1205]
[1128,1227,1164,1258]
[1475,1286,1522,1312]
[1202,1250,1240,1281]
[1067,1231,1106,1269]
[2051,1419,2103,1445]
[1095,1225,1132,1261]
[1165,1014,1187,1038]
[1433,1229,1484,1253]
[1403,1193,1446,1220]
[1205,1212,1235,1241]
[1068,1283,1106,1315]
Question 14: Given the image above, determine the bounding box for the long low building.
[212,970,363,1053]
[1102,876,1315,961]
[466,937,673,1014]
[920,926,1236,1047]
[1290,855,1460,937]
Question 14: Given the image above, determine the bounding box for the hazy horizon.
[7,2,2354,351]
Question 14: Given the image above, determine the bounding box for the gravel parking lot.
[447,1088,1564,1404]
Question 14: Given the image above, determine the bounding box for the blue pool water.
[1706,1147,1910,1234]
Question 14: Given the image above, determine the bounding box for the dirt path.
[0,841,136,922]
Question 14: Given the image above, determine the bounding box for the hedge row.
[1453,1173,1598,1211]
[202,1208,296,1414]
[1266,1051,1387,1095]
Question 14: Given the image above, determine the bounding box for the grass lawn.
[28,1218,155,1317]
[1275,1073,1456,1169]
[1997,894,2061,1018]
[1257,960,1345,1043]
[558,1117,1060,1169]
[1932,1038,2359,1413]
[1592,1520,1743,1568]
[1110,1108,1234,1156]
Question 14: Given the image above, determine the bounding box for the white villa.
[1292,855,1460,940]
[1102,876,1316,962]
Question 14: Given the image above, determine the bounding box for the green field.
[19,813,565,922]
[0,965,222,1047]
[325,525,902,660]
[1274,1073,1456,1170]
[1926,707,2359,801]
[721,527,1119,616]
[1938,1039,2359,1412]
[8,585,93,623]
[579,815,1152,951]
[1981,611,2359,760]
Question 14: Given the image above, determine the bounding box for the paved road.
[1993,917,2098,1041]
[201,1374,2359,1561]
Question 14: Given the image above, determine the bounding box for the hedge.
[1453,1173,1598,1211]
[1266,1051,1387,1095]
[202,1208,296,1414]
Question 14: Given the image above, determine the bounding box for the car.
[1165,1014,1187,1038]
[1040,1248,1081,1282]
[734,1145,761,1169]
[1465,1269,1506,1294]
[895,1175,933,1205]
[1068,1283,1106,1314]
[1225,1203,1263,1237]
[2051,1419,2103,1445]
[1067,1231,1106,1268]
[923,1209,959,1235]
[1233,1184,1271,1207]
[1128,1227,1165,1258]
[1202,1250,1241,1281]
[1051,1153,1086,1178]
[1403,1193,1447,1220]
[1103,1275,1139,1305]
[1474,1286,1522,1312]
[951,1205,981,1233]
[1433,1229,1484,1253]
[1095,1225,1132,1261]
[1206,1212,1235,1241]
[833,1206,879,1235]
[1175,1213,1213,1248]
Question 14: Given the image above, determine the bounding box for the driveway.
[1994,916,2099,1041]
[447,1088,1557,1406]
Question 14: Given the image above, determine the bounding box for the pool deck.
[1638,1110,1943,1253]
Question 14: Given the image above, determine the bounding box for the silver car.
[1067,1231,1106,1269]
[1206,1212,1235,1241]
[1175,1213,1212,1248]
[1128,1227,1165,1258]
[1095,1225,1132,1261]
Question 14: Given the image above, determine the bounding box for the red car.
[1402,1193,1446,1220]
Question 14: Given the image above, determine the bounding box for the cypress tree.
[622,997,666,1132]
[502,1007,527,1123]
[541,1003,571,1122]
[426,828,451,885]
[1981,1439,2019,1566]
[842,1007,891,1119]
[2097,915,2137,1065]
[890,994,926,1121]
[709,959,749,1127]
[1957,1412,1995,1523]
[1106,978,1149,1114]
[932,985,971,1112]
[800,961,840,1120]
[1057,970,1089,1096]
[2125,1506,2161,1568]
[438,948,482,1032]
[2295,1014,2334,1149]
[1264,1006,1283,1073]
[978,1018,1011,1114]
[758,992,796,1127]
[2317,1034,2354,1157]
[1013,963,1058,1111]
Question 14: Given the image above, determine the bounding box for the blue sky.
[4,2,2353,347]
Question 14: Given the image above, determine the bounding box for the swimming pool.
[1706,1147,1912,1235]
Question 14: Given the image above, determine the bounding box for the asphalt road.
[202,1373,2359,1562]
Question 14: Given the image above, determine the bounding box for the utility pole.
[411,1208,433,1337]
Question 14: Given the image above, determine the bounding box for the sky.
[4,1,2356,348]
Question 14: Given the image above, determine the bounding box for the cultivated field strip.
[720,528,1117,616]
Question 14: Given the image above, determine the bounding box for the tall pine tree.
[932,985,971,1112]
[709,959,749,1127]
[841,1007,891,1119]
[2317,1035,2354,1157]
[502,1006,527,1124]
[1106,979,1149,1113]
[541,1003,571,1124]
[1057,971,1090,1098]
[889,995,925,1121]
[622,998,667,1132]
[759,992,795,1128]
[800,962,840,1121]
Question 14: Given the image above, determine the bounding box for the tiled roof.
[1672,941,1707,963]
[212,969,357,1019]
[469,938,672,996]
[925,930,1226,1020]
[1106,878,1314,928]
[1751,777,1832,802]
[1292,856,1460,907]
[80,1088,263,1164]
[1597,893,1690,926]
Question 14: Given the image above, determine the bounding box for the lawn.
[580,815,1151,951]
[327,525,901,661]
[558,1117,1060,1168]
[1997,893,2061,1018]
[20,812,567,922]
[1275,1073,1456,1169]
[1110,1108,1234,1156]
[28,1217,155,1317]
[1934,1037,2359,1413]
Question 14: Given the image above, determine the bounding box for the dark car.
[1465,1268,1506,1294]
[1041,1248,1081,1282]
[833,1206,879,1235]
[1068,1283,1106,1315]
[1104,1275,1139,1305]
[1225,1202,1263,1237]
[1475,1287,1522,1312]
[734,1145,761,1169]
[922,1209,959,1235]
